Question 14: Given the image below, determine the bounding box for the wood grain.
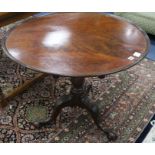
[4,13,149,77]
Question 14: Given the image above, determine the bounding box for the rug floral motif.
[1,19,155,143]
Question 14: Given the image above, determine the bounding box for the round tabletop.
[2,13,150,77]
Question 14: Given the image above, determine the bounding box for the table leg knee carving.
[83,99,117,141]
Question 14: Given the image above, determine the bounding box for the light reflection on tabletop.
[42,26,71,49]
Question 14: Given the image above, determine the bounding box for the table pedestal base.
[34,77,117,141]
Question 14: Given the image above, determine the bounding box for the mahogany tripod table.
[2,13,150,141]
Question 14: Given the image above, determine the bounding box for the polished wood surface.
[4,13,149,77]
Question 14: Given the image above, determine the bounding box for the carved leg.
[52,78,85,123]
[71,77,117,141]
[32,76,117,141]
[83,99,117,141]
[47,76,117,140]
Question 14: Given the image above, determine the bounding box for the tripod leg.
[83,100,117,141]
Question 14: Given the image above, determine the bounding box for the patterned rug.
[1,20,155,143]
